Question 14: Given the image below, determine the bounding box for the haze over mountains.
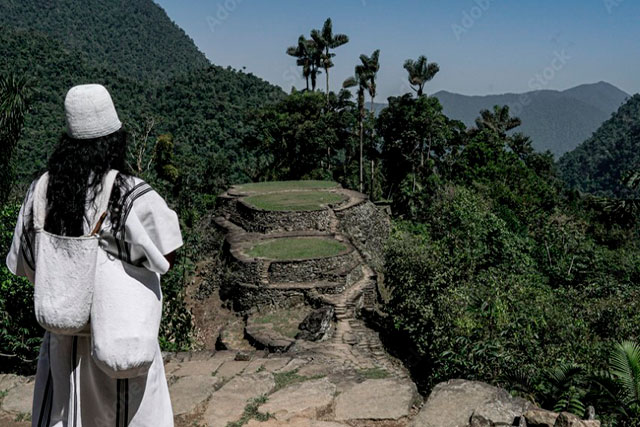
[433,82,630,157]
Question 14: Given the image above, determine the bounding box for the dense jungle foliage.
[0,0,210,82]
[559,95,640,198]
[1,6,639,424]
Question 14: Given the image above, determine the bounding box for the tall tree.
[403,55,439,97]
[343,65,369,193]
[287,35,319,91]
[0,74,29,203]
[359,50,380,198]
[311,18,349,100]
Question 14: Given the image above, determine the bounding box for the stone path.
[0,350,421,426]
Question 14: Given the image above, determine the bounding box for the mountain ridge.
[558,94,640,197]
[0,0,211,82]
[432,81,630,156]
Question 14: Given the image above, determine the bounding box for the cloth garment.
[6,172,183,427]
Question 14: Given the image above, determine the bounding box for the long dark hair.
[45,129,130,236]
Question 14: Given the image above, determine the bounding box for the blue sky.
[154,0,639,100]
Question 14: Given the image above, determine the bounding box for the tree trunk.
[326,66,330,102]
[359,118,364,193]
[370,159,375,200]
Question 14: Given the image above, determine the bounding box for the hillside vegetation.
[434,82,629,156]
[0,0,210,82]
[559,95,640,197]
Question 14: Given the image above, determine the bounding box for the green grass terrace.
[246,237,348,260]
[233,180,340,194]
[243,191,346,211]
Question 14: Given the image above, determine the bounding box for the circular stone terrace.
[217,180,367,234]
[215,181,371,309]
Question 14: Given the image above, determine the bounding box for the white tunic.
[5,173,183,427]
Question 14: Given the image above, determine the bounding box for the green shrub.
[0,203,42,374]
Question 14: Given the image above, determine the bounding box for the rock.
[235,351,253,361]
[470,413,495,426]
[258,378,336,421]
[0,374,25,392]
[214,360,251,379]
[296,306,334,341]
[554,412,600,427]
[246,418,347,427]
[202,371,275,427]
[524,409,560,426]
[245,324,295,352]
[244,357,291,373]
[171,357,227,377]
[275,358,310,373]
[585,406,596,420]
[169,375,222,415]
[334,378,418,421]
[410,380,536,427]
[1,380,34,414]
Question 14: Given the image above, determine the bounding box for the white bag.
[32,170,119,335]
[91,251,162,378]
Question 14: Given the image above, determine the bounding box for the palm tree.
[343,65,369,193]
[403,55,439,97]
[311,18,349,100]
[0,74,29,203]
[359,50,380,197]
[287,35,310,90]
[474,105,522,138]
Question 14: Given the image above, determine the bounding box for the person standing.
[6,84,182,427]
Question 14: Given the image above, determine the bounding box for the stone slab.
[334,378,417,421]
[214,360,250,379]
[171,358,227,377]
[202,371,275,427]
[246,418,347,427]
[1,380,34,414]
[258,378,336,421]
[169,375,222,416]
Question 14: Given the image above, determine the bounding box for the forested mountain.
[0,12,284,189]
[558,94,640,197]
[433,82,629,156]
[0,0,210,82]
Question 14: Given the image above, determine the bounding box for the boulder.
[334,378,418,421]
[524,408,559,426]
[1,380,34,415]
[296,306,334,341]
[410,380,536,427]
[554,412,600,427]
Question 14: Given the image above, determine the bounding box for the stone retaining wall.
[231,199,334,233]
[336,200,391,270]
[267,249,359,283]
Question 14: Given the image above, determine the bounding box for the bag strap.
[90,170,119,234]
[32,173,50,232]
[32,169,120,236]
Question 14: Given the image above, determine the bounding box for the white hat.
[64,84,122,139]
